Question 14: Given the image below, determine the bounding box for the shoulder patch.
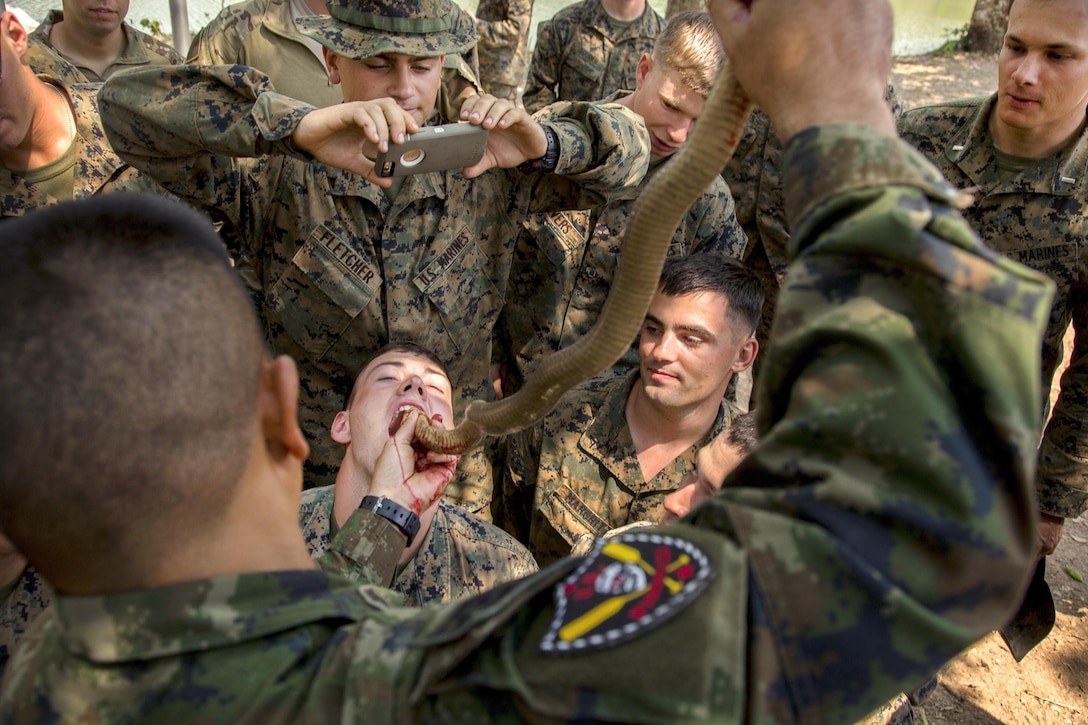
[540,533,714,654]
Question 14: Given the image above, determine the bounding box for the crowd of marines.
[0,0,1083,721]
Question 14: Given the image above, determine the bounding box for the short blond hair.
[652,11,725,98]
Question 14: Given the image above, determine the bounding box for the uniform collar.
[584,0,661,38]
[577,370,733,493]
[947,93,1088,197]
[34,11,154,77]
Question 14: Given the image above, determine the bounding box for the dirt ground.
[889,53,1088,725]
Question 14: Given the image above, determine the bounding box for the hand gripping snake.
[416,66,754,454]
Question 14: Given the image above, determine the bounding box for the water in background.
[12,0,975,57]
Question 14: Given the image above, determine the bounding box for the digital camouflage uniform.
[522,0,666,114]
[1,81,166,219]
[503,367,738,565]
[1,124,1055,722]
[186,0,482,119]
[723,84,903,386]
[899,94,1088,520]
[0,566,50,680]
[474,0,534,101]
[25,11,182,84]
[500,92,747,386]
[0,125,1053,723]
[298,486,538,605]
[97,65,648,510]
[186,0,345,108]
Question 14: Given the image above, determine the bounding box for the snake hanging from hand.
[416,65,754,454]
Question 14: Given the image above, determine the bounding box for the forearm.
[529,101,649,206]
[99,64,313,176]
[699,125,1054,722]
[315,509,405,588]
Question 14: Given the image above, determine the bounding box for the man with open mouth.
[298,342,538,606]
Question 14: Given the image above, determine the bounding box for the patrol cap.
[299,0,477,61]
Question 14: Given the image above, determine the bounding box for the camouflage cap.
[299,0,478,61]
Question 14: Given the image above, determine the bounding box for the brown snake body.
[416,67,753,454]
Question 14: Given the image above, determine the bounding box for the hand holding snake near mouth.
[414,62,755,455]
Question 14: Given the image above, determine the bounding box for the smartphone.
[373,123,490,177]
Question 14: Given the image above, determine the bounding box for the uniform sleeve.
[315,510,406,589]
[474,0,531,50]
[98,64,314,246]
[1037,285,1088,518]
[185,11,244,64]
[522,20,560,115]
[525,101,649,212]
[377,126,1053,723]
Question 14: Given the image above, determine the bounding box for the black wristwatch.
[518,125,560,173]
[359,495,420,547]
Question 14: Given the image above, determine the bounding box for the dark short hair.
[658,253,764,338]
[0,193,265,583]
[726,411,758,455]
[345,341,449,409]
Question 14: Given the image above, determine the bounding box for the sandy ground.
[889,53,1088,725]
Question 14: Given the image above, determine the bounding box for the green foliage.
[934,23,969,56]
[139,18,163,36]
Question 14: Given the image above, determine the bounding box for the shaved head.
[0,194,268,591]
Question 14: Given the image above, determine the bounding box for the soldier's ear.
[635,53,654,89]
[2,11,28,55]
[331,409,352,445]
[259,355,310,464]
[730,337,759,374]
[324,48,342,85]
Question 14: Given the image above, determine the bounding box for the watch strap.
[359,495,421,547]
[517,125,560,174]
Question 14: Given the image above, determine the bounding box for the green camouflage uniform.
[474,0,534,101]
[299,486,538,605]
[0,125,1053,724]
[503,368,739,565]
[186,0,345,108]
[186,0,482,119]
[522,0,666,114]
[500,96,747,386]
[26,11,182,84]
[97,65,649,506]
[724,85,903,386]
[899,94,1088,519]
[0,566,51,680]
[1,81,166,219]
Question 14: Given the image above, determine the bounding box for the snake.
[415,65,754,454]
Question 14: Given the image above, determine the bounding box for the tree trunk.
[963,0,1013,54]
[665,0,705,19]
